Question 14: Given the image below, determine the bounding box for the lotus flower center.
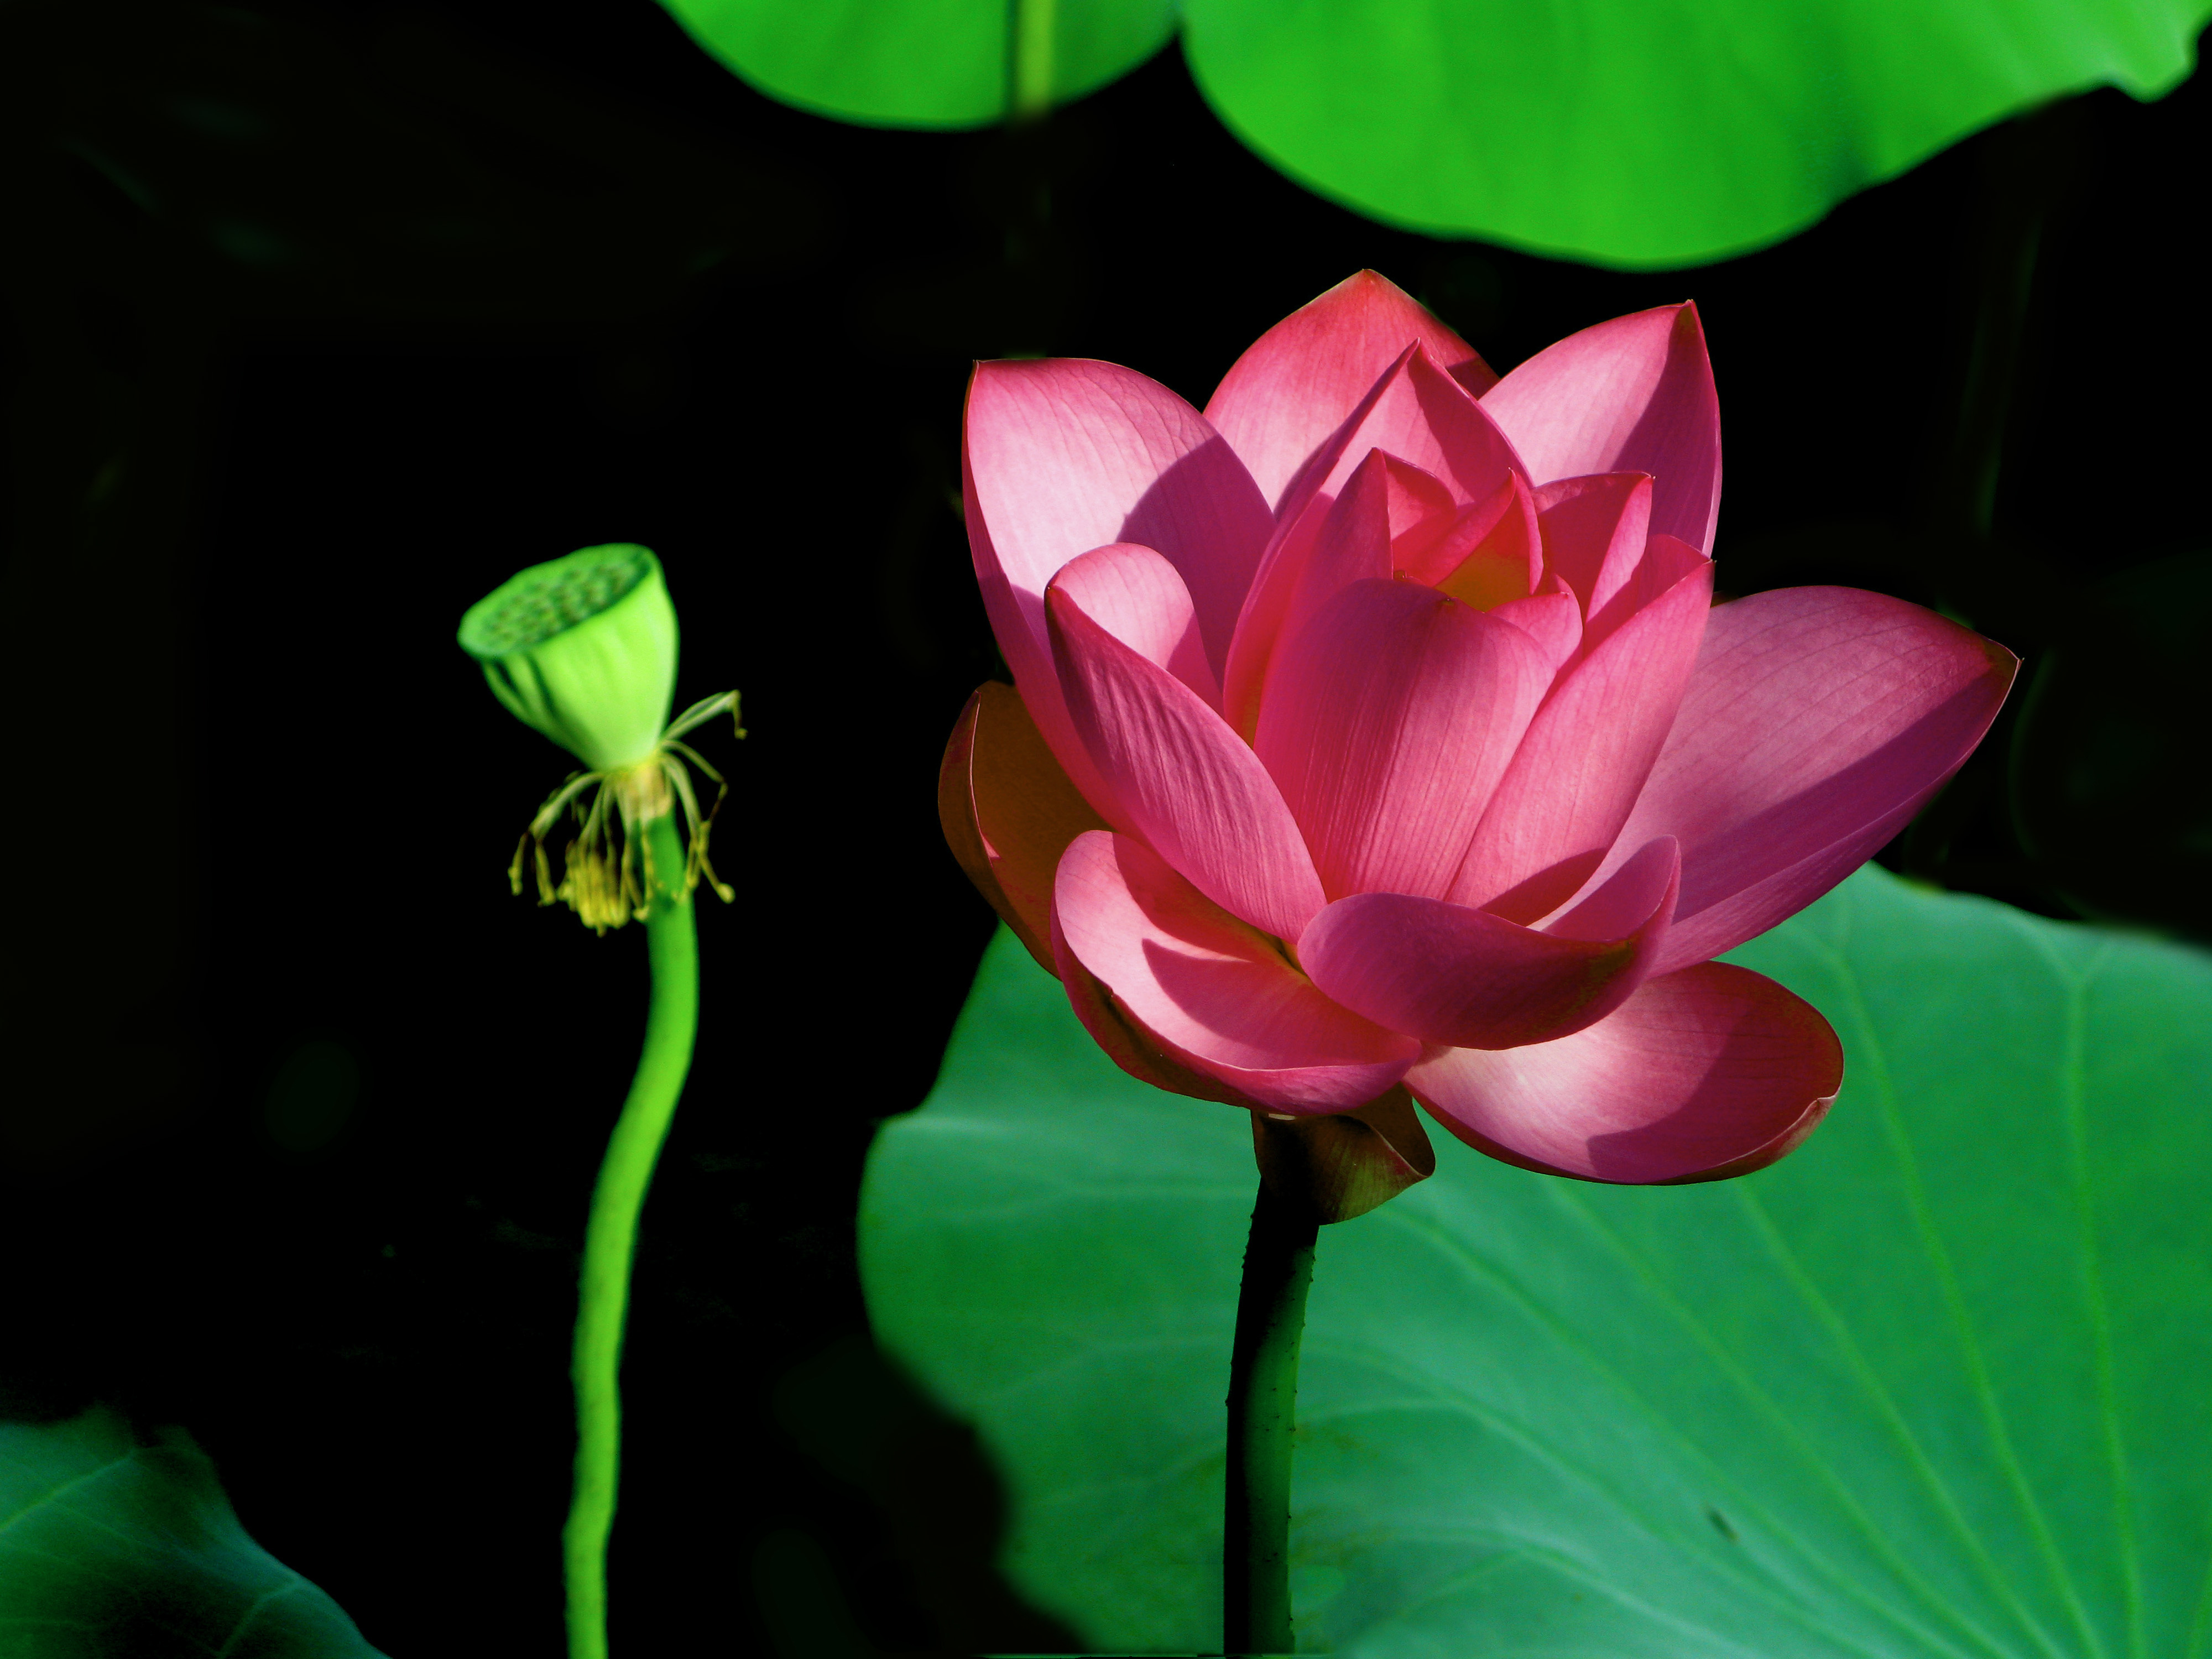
[1433,547,1532,612]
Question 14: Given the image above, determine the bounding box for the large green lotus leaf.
[859,864,2212,1655]
[1183,0,2212,267]
[0,1408,387,1658]
[656,0,2206,264]
[654,0,1176,128]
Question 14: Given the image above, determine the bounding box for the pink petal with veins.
[1407,473,1543,606]
[1587,531,1709,653]
[1053,831,1418,1113]
[1536,472,1653,627]
[1220,447,1400,737]
[1262,451,1399,684]
[1491,580,1584,683]
[1483,303,1720,554]
[964,357,1272,707]
[1047,573,1327,942]
[1297,346,1523,515]
[1256,577,1552,902]
[1454,549,1714,922]
[1606,586,2019,973]
[1407,961,1842,1183]
[1206,270,1495,513]
[938,681,1108,971]
[1380,455,1459,558]
[1222,358,1527,733]
[1217,366,1401,739]
[1048,543,1222,709]
[1301,838,1679,1050]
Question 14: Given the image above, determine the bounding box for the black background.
[2,2,2207,1653]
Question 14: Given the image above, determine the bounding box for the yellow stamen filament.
[508,691,744,932]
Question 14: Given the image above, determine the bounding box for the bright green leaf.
[654,0,1177,128]
[0,1408,388,1659]
[658,0,2206,265]
[1182,0,2211,267]
[860,865,2212,1655]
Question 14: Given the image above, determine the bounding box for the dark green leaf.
[0,1409,387,1658]
[860,865,2212,1653]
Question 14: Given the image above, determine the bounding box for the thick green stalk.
[1009,0,1055,123]
[564,810,697,1659]
[1224,1175,1319,1656]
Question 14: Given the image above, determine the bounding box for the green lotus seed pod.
[458,544,678,773]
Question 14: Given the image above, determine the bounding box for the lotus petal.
[1206,269,1495,513]
[1255,576,1552,901]
[1407,960,1842,1183]
[1607,586,2020,972]
[938,681,1110,969]
[1454,548,1714,921]
[1053,830,1418,1112]
[1048,572,1327,942]
[964,357,1272,730]
[1301,838,1679,1049]
[1484,304,1720,554]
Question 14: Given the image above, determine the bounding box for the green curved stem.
[564,811,697,1659]
[1224,1173,1319,1656]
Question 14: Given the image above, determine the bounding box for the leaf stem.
[1009,0,1055,124]
[1224,1169,1318,1656]
[564,811,698,1659]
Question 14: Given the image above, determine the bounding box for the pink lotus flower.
[940,272,2016,1185]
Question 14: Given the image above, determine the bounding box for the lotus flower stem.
[563,810,698,1659]
[1225,1172,1319,1656]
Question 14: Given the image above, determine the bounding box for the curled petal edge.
[1051,830,1418,1113]
[1435,1090,1834,1187]
[1405,961,1843,1184]
[1300,837,1680,1051]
